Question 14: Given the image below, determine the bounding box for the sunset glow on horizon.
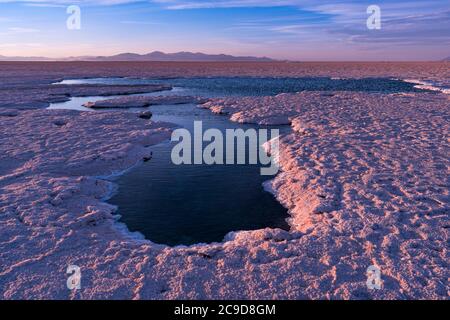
[0,0,449,61]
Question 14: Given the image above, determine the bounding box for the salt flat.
[0,62,448,299]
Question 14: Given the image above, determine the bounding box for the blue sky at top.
[0,0,448,60]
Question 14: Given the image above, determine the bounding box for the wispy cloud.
[214,0,450,48]
[120,20,164,25]
[334,10,450,46]
[0,0,142,4]
[23,3,67,7]
[151,0,300,10]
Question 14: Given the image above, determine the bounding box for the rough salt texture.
[0,62,449,300]
[0,84,171,109]
[201,91,449,299]
[84,95,208,109]
[1,93,448,300]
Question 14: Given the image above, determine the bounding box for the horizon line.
[0,51,448,62]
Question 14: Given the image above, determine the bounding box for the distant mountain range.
[0,51,275,62]
[1,52,448,62]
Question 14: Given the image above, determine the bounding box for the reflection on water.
[109,103,290,246]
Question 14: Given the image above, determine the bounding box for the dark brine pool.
[109,103,290,246]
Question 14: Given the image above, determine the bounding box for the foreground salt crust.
[202,91,449,298]
[1,88,448,299]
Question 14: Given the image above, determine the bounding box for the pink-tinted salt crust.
[0,62,448,299]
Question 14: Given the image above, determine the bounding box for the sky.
[0,0,449,60]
